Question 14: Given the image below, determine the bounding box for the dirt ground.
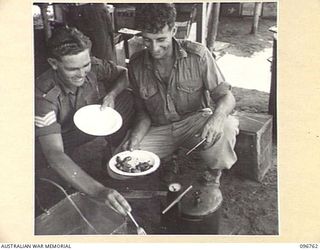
[217,16,276,57]
[36,16,278,235]
[212,16,278,235]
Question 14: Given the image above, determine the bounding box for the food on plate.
[115,155,153,173]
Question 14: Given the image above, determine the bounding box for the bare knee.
[223,115,239,138]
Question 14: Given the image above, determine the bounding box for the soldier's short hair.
[47,26,92,60]
[135,3,176,34]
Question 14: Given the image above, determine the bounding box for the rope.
[39,178,99,234]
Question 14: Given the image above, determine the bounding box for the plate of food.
[73,105,122,136]
[108,150,160,177]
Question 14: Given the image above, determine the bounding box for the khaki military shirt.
[35,57,121,137]
[128,38,231,126]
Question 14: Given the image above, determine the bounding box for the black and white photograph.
[33,2,278,235]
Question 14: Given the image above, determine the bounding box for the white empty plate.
[73,105,122,136]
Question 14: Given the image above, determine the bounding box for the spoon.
[127,211,147,235]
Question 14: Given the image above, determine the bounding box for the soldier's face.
[50,49,92,88]
[142,25,176,60]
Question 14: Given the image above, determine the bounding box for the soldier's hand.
[101,93,116,110]
[201,112,226,149]
[95,187,131,216]
[122,135,141,151]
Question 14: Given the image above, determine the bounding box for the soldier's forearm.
[108,69,129,97]
[45,151,105,197]
[130,111,152,142]
[212,91,235,118]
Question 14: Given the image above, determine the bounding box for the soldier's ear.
[172,26,177,37]
[47,58,58,70]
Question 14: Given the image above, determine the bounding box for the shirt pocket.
[140,83,158,100]
[139,84,163,117]
[177,80,202,93]
[176,78,204,112]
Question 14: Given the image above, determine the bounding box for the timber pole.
[39,3,52,41]
[206,3,220,52]
[250,2,263,35]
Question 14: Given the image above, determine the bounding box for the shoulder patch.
[180,40,206,57]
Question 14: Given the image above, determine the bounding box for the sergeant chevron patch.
[35,110,56,127]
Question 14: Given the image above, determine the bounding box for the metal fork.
[127,211,147,235]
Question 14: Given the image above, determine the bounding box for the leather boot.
[160,154,180,186]
[201,169,223,209]
[202,169,222,187]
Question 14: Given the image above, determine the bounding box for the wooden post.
[268,27,277,139]
[250,2,262,35]
[196,3,207,44]
[205,3,213,36]
[53,4,66,24]
[206,3,221,52]
[39,3,52,41]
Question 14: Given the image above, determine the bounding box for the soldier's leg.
[139,125,178,184]
[114,123,176,159]
[199,115,239,172]
[177,113,239,186]
[138,124,176,158]
[177,114,239,211]
[195,115,239,195]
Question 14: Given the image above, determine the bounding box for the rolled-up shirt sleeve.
[201,49,232,102]
[128,63,140,98]
[90,56,122,84]
[35,90,61,137]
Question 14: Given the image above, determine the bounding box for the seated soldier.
[35,26,133,216]
[122,4,239,201]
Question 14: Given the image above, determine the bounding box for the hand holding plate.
[122,135,141,151]
[101,93,116,110]
[74,105,122,136]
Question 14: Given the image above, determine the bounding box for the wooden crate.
[233,112,273,182]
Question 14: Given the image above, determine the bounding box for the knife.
[186,138,207,155]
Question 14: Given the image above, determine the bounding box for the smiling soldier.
[35,26,132,216]
[122,4,239,201]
